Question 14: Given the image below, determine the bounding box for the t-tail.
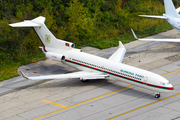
[139,0,180,19]
[9,16,75,53]
[164,0,180,18]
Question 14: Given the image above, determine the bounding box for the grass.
[0,21,173,81]
[0,54,46,81]
[81,21,172,49]
[0,63,20,81]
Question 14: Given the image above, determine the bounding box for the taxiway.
[1,29,180,120]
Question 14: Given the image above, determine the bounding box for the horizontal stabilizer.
[9,16,45,27]
[131,29,180,42]
[108,41,126,63]
[9,21,41,27]
[139,15,167,19]
[20,71,109,80]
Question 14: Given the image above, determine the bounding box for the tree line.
[0,0,180,73]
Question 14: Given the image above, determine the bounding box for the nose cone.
[163,79,175,92]
[158,75,175,92]
[169,84,175,91]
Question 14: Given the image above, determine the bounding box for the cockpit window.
[166,82,170,85]
[161,82,170,86]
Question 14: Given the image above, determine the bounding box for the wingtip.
[19,71,29,79]
[9,24,14,27]
[131,28,138,39]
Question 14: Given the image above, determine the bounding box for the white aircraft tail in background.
[164,0,180,18]
[10,16,175,98]
[139,0,180,19]
[138,0,180,42]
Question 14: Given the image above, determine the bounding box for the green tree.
[65,0,94,43]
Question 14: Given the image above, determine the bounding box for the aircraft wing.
[108,41,126,63]
[20,71,109,81]
[139,15,167,19]
[131,29,180,42]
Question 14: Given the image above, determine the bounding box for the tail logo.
[45,34,51,43]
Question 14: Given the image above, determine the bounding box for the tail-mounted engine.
[45,52,65,61]
[57,39,75,49]
[64,41,75,48]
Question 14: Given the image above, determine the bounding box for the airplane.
[137,0,180,42]
[9,16,175,98]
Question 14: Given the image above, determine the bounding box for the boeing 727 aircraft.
[137,0,180,42]
[9,16,175,98]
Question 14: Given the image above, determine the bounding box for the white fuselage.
[62,49,174,93]
[164,14,180,32]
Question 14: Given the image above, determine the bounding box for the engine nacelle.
[65,42,75,48]
[57,39,75,49]
[45,52,65,61]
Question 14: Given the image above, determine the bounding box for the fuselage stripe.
[65,59,174,91]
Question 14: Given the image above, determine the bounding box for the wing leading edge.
[20,71,109,81]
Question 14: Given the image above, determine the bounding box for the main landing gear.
[81,80,89,83]
[155,92,160,98]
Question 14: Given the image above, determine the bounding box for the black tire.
[81,80,89,83]
[155,94,160,98]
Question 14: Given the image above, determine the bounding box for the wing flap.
[20,71,109,80]
[108,41,126,63]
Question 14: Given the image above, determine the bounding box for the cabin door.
[143,76,148,85]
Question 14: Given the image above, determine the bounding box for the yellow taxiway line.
[107,92,180,120]
[42,99,67,108]
[32,85,134,120]
[33,68,180,120]
[107,68,180,120]
[161,69,180,76]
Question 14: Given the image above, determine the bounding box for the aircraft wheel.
[155,94,160,98]
[81,80,89,83]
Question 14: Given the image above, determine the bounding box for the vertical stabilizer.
[164,0,180,18]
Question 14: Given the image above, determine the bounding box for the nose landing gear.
[155,92,160,98]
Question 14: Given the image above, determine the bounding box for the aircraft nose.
[169,84,175,91]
